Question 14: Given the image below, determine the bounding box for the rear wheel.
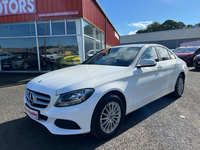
[173,74,184,98]
[91,94,125,139]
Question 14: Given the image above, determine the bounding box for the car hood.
[1,57,19,62]
[63,55,80,60]
[28,65,128,95]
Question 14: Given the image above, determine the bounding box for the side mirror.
[137,59,157,68]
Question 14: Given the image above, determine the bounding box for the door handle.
[157,65,163,69]
[175,63,178,66]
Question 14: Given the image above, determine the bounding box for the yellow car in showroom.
[60,51,80,68]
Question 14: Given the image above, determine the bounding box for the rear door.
[156,46,179,93]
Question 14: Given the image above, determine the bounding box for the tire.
[172,74,184,98]
[91,94,125,139]
[22,61,29,70]
[42,60,47,67]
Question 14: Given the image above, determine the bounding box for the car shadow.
[0,95,178,150]
[0,73,43,88]
[189,68,200,72]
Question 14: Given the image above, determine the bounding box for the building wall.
[120,38,200,49]
[106,20,119,46]
[83,0,119,46]
[0,0,83,24]
[82,0,105,32]
[181,39,200,47]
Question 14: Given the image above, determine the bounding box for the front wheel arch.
[92,90,127,119]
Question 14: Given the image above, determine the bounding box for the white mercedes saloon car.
[24,44,188,139]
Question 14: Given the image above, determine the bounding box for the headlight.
[55,88,95,107]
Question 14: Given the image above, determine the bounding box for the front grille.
[26,88,51,109]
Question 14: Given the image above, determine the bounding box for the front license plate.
[25,105,39,120]
[198,61,200,64]
[2,65,9,67]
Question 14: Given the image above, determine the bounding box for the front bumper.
[24,94,98,135]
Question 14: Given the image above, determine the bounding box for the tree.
[176,21,186,29]
[136,29,148,34]
[187,24,194,28]
[146,21,161,32]
[135,20,189,34]
[160,20,177,30]
[195,23,200,27]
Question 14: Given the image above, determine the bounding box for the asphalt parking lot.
[0,67,200,150]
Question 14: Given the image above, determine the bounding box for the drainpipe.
[105,16,107,49]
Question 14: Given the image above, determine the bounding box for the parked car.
[41,52,58,62]
[86,49,100,59]
[1,52,49,70]
[0,51,15,60]
[193,54,200,69]
[172,47,185,54]
[24,44,188,139]
[175,46,200,64]
[41,52,62,62]
[60,51,80,67]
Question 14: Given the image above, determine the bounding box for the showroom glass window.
[67,19,81,35]
[84,21,94,37]
[0,38,38,71]
[37,21,50,36]
[37,19,82,71]
[38,36,81,71]
[0,22,35,37]
[83,20,104,60]
[52,20,65,35]
[0,19,82,72]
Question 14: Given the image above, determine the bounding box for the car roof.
[114,44,165,48]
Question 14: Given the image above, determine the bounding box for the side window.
[141,47,159,62]
[157,47,170,61]
[168,51,176,59]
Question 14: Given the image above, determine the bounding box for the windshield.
[83,47,141,67]
[14,54,23,59]
[181,47,198,53]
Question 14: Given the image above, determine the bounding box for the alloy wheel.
[100,102,121,134]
